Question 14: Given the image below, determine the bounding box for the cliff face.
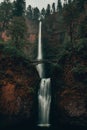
[0,46,40,127]
[52,54,87,127]
[41,3,87,127]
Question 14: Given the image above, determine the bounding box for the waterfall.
[36,20,44,78]
[36,19,51,127]
[37,21,42,59]
[38,78,51,127]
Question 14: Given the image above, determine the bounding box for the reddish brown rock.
[0,53,40,126]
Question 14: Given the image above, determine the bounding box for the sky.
[0,0,64,10]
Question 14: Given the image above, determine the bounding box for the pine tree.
[26,5,32,19]
[13,0,25,16]
[63,0,67,6]
[46,4,51,16]
[74,0,86,12]
[0,0,12,33]
[57,0,62,12]
[41,8,46,17]
[9,17,27,48]
[63,1,79,44]
[68,0,72,4]
[52,3,55,13]
[33,7,40,20]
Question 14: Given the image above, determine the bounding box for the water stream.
[36,19,51,127]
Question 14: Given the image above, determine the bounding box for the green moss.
[72,64,87,74]
[72,64,87,83]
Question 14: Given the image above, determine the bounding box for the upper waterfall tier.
[38,15,44,21]
[37,21,43,60]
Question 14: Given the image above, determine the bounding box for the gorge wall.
[0,44,40,128]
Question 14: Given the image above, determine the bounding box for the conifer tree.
[52,3,55,13]
[13,0,25,16]
[68,0,72,4]
[46,4,51,16]
[0,0,12,34]
[26,5,32,19]
[57,0,62,12]
[41,8,46,17]
[63,1,79,43]
[33,7,40,20]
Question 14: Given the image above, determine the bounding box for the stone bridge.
[29,59,59,65]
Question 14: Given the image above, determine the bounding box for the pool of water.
[1,122,87,130]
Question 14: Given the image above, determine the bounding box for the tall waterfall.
[36,19,51,127]
[37,21,42,59]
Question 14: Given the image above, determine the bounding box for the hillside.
[0,43,40,128]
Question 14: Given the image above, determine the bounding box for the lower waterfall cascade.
[38,78,51,127]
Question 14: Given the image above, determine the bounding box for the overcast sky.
[0,0,64,10]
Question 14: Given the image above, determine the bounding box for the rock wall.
[52,54,87,127]
[0,49,40,128]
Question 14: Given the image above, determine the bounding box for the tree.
[13,0,25,16]
[46,4,51,16]
[0,0,12,37]
[78,16,87,38]
[9,17,27,48]
[33,7,40,20]
[63,0,67,6]
[57,0,62,13]
[41,8,46,17]
[73,0,86,12]
[63,2,79,44]
[26,5,32,19]
[52,3,55,13]
[68,0,72,4]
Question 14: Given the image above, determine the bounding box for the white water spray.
[36,19,51,127]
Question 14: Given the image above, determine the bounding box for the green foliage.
[59,38,87,61]
[26,5,33,19]
[0,42,24,58]
[8,17,27,48]
[74,0,86,12]
[33,7,40,20]
[72,64,87,83]
[46,4,51,16]
[57,0,62,13]
[41,8,46,17]
[63,1,79,43]
[13,0,25,16]
[52,3,56,13]
[78,16,87,38]
[68,0,72,4]
[72,64,87,74]
[74,38,87,59]
[26,5,40,20]
[75,38,87,52]
[0,0,13,32]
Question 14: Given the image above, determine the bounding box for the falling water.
[38,78,51,127]
[36,20,44,78]
[36,19,51,127]
[37,21,42,59]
